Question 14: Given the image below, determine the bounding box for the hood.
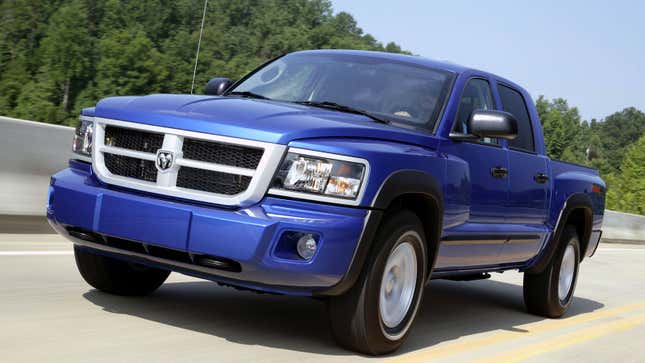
[94,94,440,147]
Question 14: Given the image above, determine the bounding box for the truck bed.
[551,159,599,176]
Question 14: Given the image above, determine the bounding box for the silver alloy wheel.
[379,234,418,338]
[558,244,576,301]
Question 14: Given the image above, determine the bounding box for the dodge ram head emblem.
[155,150,174,172]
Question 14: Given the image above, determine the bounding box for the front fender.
[371,169,443,210]
[284,138,455,296]
[318,170,445,296]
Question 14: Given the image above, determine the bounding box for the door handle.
[491,166,508,178]
[534,173,549,184]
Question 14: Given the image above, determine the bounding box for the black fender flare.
[526,193,593,274]
[316,170,444,296]
[371,170,444,211]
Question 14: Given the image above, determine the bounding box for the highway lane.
[0,234,644,363]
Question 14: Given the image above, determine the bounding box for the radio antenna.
[190,0,208,94]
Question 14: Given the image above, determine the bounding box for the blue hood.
[93,94,439,147]
[94,94,438,147]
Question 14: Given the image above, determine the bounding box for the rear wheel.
[327,211,428,355]
[523,226,580,317]
[74,246,170,296]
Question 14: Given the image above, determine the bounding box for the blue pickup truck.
[48,50,605,354]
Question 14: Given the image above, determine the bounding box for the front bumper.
[48,161,368,295]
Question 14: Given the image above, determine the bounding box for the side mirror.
[205,77,234,96]
[450,110,518,140]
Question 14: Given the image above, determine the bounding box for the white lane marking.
[0,251,73,256]
[597,248,645,252]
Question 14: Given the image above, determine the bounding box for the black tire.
[523,226,580,318]
[327,211,428,355]
[74,246,170,296]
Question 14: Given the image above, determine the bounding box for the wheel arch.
[566,207,593,261]
[379,194,442,280]
[526,193,593,274]
[316,170,444,297]
[373,170,444,279]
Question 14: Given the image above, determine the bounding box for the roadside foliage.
[536,97,645,214]
[0,0,407,125]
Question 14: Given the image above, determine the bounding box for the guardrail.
[0,116,73,215]
[602,210,645,243]
[0,116,643,242]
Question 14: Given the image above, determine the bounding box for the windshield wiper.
[228,91,270,100]
[295,101,390,124]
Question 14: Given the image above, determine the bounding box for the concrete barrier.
[0,115,643,242]
[602,210,645,243]
[0,116,73,215]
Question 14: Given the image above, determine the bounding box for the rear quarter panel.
[550,160,606,231]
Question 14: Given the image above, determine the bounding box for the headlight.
[72,117,94,157]
[270,149,367,202]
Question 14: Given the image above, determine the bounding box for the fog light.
[297,234,318,260]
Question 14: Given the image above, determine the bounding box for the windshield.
[229,52,454,129]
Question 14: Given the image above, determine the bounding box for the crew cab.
[47,50,605,355]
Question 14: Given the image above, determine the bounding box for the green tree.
[1,0,410,119]
[38,0,92,114]
[159,30,196,94]
[536,96,583,161]
[0,0,60,113]
[13,79,66,123]
[593,107,645,175]
[606,135,645,214]
[0,0,60,73]
[94,29,168,98]
[0,56,31,114]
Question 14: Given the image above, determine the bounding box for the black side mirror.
[450,110,518,140]
[205,77,234,96]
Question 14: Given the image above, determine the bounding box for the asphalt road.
[1,233,644,363]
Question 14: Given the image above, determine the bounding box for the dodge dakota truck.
[48,50,605,355]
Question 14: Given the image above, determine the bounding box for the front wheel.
[327,211,428,355]
[74,246,170,296]
[523,226,580,318]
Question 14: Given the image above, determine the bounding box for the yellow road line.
[473,312,645,363]
[388,301,645,363]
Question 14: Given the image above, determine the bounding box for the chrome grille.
[177,167,251,195]
[105,125,163,152]
[182,138,263,169]
[104,154,157,182]
[92,118,286,206]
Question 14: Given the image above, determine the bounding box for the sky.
[331,0,645,121]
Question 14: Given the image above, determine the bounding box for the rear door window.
[498,84,535,152]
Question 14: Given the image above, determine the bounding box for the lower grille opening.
[67,227,101,243]
[147,245,193,264]
[106,236,147,254]
[194,255,242,272]
[65,227,241,273]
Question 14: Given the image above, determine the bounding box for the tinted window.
[231,53,454,129]
[454,78,496,144]
[498,84,535,152]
